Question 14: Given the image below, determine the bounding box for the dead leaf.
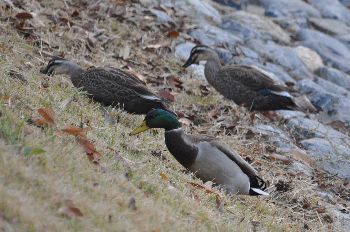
[166,75,183,89]
[158,89,175,102]
[15,12,33,20]
[77,136,102,164]
[159,172,168,181]
[269,153,293,165]
[58,200,83,218]
[167,30,179,38]
[316,207,326,213]
[61,126,90,138]
[188,181,221,197]
[33,107,55,127]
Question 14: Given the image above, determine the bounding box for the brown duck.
[183,45,316,112]
[41,57,169,114]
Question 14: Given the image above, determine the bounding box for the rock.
[247,40,313,80]
[174,42,195,61]
[175,42,206,80]
[160,0,222,24]
[340,0,350,7]
[253,124,296,149]
[221,11,291,44]
[259,0,321,18]
[300,138,350,179]
[188,24,241,49]
[337,33,350,50]
[297,79,350,127]
[314,77,350,97]
[309,0,350,24]
[297,29,350,73]
[315,66,350,91]
[215,47,233,64]
[308,17,350,36]
[288,161,313,177]
[276,110,306,120]
[212,0,248,9]
[293,46,324,72]
[287,116,350,145]
[149,9,174,23]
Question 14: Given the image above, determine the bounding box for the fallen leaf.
[61,126,90,138]
[15,12,33,20]
[77,136,101,164]
[166,75,183,89]
[159,172,168,181]
[269,153,293,165]
[158,89,175,102]
[37,107,55,125]
[188,181,221,197]
[58,200,83,218]
[316,207,326,213]
[167,30,179,38]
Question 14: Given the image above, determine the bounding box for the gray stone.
[221,11,291,44]
[275,110,306,120]
[300,138,350,179]
[212,0,247,9]
[297,29,350,73]
[297,79,350,127]
[340,0,350,7]
[315,66,350,91]
[293,46,324,72]
[253,124,296,149]
[308,17,350,36]
[287,117,349,142]
[288,161,313,177]
[188,24,241,49]
[247,40,313,80]
[150,9,174,23]
[259,0,321,18]
[309,0,350,24]
[314,77,350,97]
[160,0,222,24]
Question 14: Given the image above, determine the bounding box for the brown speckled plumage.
[183,45,297,111]
[41,57,169,114]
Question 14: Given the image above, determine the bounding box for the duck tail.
[249,176,269,196]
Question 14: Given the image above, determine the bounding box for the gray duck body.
[165,128,265,195]
[41,58,168,114]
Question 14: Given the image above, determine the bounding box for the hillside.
[0,0,349,231]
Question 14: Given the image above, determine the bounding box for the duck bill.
[182,56,194,68]
[130,121,150,135]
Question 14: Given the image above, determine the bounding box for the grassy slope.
[0,1,345,231]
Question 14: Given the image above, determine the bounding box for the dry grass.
[0,1,347,231]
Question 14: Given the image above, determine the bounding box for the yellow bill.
[130,121,150,135]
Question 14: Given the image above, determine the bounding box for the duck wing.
[217,65,288,92]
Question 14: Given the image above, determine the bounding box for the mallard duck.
[130,109,268,196]
[183,45,316,112]
[40,57,169,114]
